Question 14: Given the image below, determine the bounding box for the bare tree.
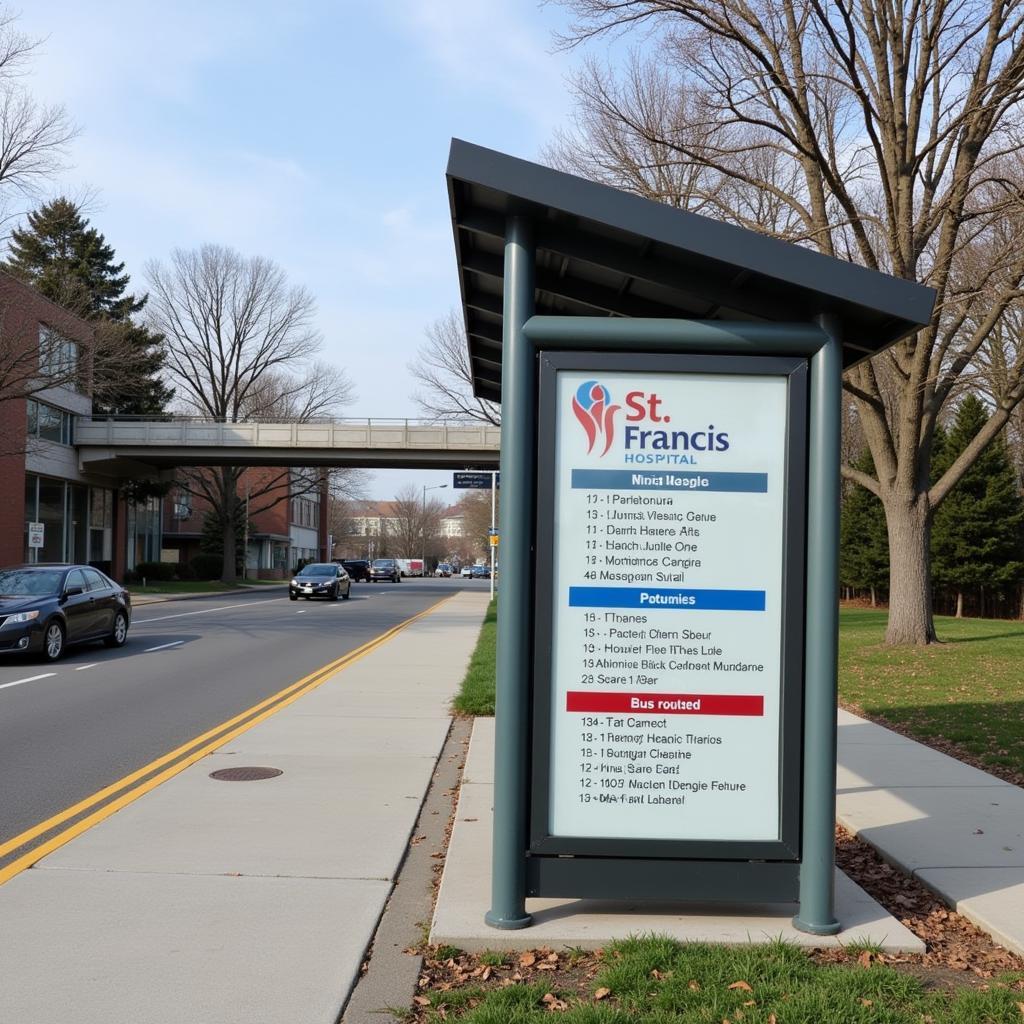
[145,244,355,580]
[410,309,501,425]
[0,8,77,233]
[388,484,446,563]
[554,0,1024,644]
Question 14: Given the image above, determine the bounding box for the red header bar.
[566,691,764,716]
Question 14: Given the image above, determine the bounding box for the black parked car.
[369,558,401,583]
[0,564,132,662]
[340,559,371,582]
[289,563,352,601]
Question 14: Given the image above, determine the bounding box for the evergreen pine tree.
[840,448,890,605]
[5,198,173,414]
[931,394,1024,617]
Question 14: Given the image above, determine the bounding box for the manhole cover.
[209,766,283,782]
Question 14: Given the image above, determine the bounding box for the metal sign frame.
[528,351,807,879]
[485,214,844,937]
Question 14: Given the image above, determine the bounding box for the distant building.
[161,468,328,577]
[439,507,465,538]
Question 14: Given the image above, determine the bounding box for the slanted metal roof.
[446,139,935,403]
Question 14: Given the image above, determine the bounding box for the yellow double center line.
[0,594,454,887]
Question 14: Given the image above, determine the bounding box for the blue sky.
[19,0,587,499]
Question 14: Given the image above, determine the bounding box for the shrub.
[174,561,196,581]
[190,553,224,580]
[135,561,177,582]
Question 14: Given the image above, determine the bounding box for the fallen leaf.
[743,1000,756,1007]
[767,1015,777,1024]
[1016,1001,1024,1016]
[595,987,611,1000]
[481,966,492,981]
[728,980,753,992]
[520,951,537,967]
[547,952,559,962]
[857,950,874,968]
[413,995,430,1006]
[688,980,701,991]
[860,998,874,1006]
[541,992,567,1011]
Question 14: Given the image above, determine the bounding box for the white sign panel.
[28,522,44,549]
[549,369,788,842]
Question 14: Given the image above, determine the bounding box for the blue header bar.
[571,469,767,493]
[569,586,765,611]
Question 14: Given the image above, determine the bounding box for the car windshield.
[372,560,394,568]
[298,564,335,577]
[0,569,65,596]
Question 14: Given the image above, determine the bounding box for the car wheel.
[329,586,339,601]
[342,586,351,600]
[289,593,298,601]
[104,611,129,648]
[42,620,65,662]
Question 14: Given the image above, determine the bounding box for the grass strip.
[453,599,497,716]
[413,937,1024,1022]
[449,602,1024,779]
[838,609,1024,778]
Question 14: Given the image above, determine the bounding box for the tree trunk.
[884,498,937,645]
[955,591,963,618]
[870,586,877,608]
[219,466,238,584]
[221,514,236,583]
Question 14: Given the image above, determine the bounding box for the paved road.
[0,578,486,863]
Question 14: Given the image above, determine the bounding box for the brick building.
[161,468,329,577]
[0,272,132,576]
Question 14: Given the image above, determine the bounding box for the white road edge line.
[0,672,56,691]
[74,663,99,671]
[144,641,184,653]
[133,601,254,625]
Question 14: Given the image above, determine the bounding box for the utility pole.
[422,483,448,578]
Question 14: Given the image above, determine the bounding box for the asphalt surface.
[0,577,487,859]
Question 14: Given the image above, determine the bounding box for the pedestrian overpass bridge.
[73,417,500,476]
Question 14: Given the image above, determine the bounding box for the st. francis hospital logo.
[571,379,620,456]
[570,380,732,462]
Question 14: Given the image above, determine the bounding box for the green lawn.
[453,605,1024,776]
[838,609,1024,778]
[453,599,497,716]
[413,937,1024,1022]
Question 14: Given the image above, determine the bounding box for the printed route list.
[548,369,789,842]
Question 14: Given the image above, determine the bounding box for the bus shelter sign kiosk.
[444,139,935,936]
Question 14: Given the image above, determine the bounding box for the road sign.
[453,472,499,489]
[28,522,44,548]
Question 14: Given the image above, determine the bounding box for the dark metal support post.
[486,215,535,929]
[793,312,843,935]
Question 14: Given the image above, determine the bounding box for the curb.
[131,584,288,607]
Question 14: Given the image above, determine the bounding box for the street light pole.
[422,483,447,578]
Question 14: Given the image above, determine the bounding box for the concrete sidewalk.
[431,719,923,953]
[836,708,1024,956]
[432,711,1024,958]
[0,590,490,1024]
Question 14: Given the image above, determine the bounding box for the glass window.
[24,474,38,562]
[83,568,108,592]
[37,478,65,563]
[68,485,88,564]
[38,325,79,383]
[65,569,86,591]
[88,487,113,566]
[27,400,72,445]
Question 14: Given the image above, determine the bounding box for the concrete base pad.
[432,721,923,954]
